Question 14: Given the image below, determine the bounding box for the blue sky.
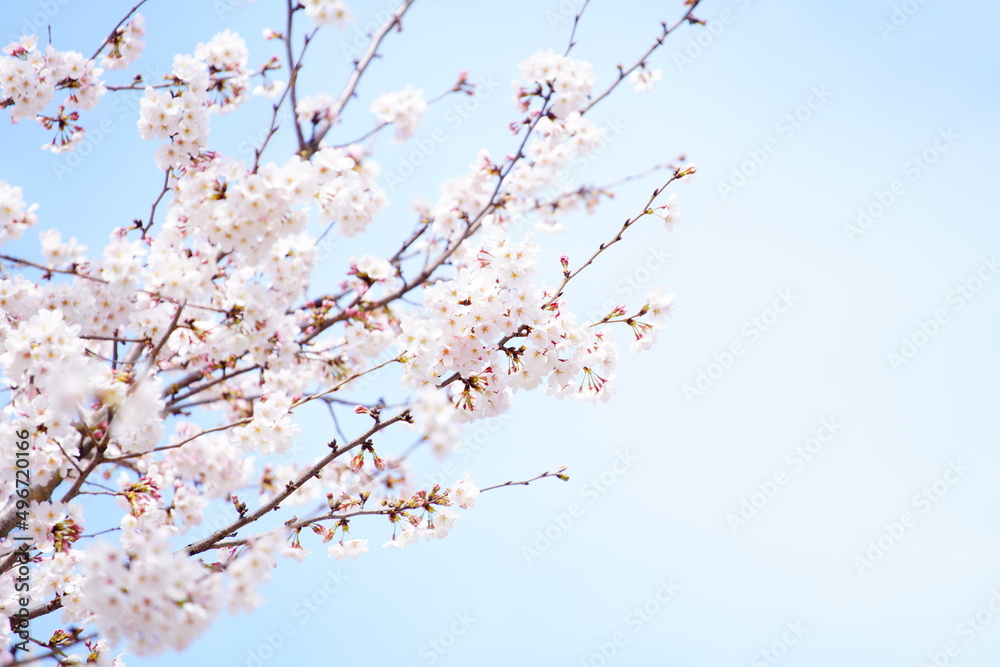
[2,0,1000,665]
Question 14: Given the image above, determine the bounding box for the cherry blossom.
[517,50,595,118]
[628,67,663,92]
[0,0,706,661]
[328,538,369,560]
[447,472,480,509]
[651,193,682,231]
[302,0,354,28]
[0,180,39,244]
[100,14,146,70]
[370,85,427,142]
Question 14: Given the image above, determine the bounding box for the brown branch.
[0,254,226,313]
[163,363,260,412]
[285,0,307,152]
[306,0,418,154]
[140,301,184,377]
[291,355,402,408]
[183,408,412,556]
[58,410,114,504]
[103,417,251,463]
[582,1,704,114]
[545,169,691,307]
[303,92,555,343]
[480,467,570,492]
[142,168,172,237]
[212,464,571,549]
[330,80,471,149]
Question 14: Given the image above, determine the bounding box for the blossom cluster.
[628,67,663,92]
[0,2,694,662]
[627,284,678,352]
[302,0,354,28]
[101,14,146,71]
[370,85,427,142]
[0,180,39,244]
[1,36,106,118]
[0,35,108,152]
[295,92,336,125]
[75,529,281,656]
[516,49,596,118]
[138,31,252,168]
[398,228,620,420]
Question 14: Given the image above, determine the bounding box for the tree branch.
[306,0,418,154]
[183,407,412,556]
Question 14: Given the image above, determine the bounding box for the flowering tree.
[0,0,701,663]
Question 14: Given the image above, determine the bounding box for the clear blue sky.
[2,0,1000,665]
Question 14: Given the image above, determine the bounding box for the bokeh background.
[2,0,1000,665]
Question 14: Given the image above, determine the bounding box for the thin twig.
[330,82,469,149]
[563,0,591,56]
[103,417,252,463]
[303,92,555,343]
[142,168,172,236]
[182,408,412,556]
[582,1,704,114]
[89,0,149,61]
[480,467,569,492]
[307,0,418,153]
[544,171,689,307]
[284,0,307,152]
